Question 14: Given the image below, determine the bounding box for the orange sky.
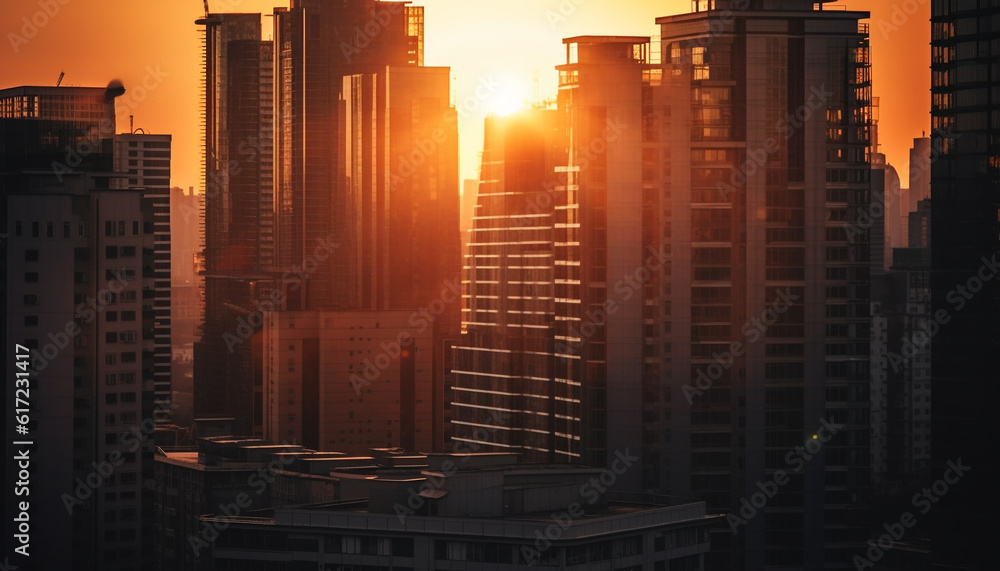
[0,0,928,188]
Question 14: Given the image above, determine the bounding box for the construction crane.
[55,71,64,87]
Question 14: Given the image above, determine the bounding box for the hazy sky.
[0,0,929,189]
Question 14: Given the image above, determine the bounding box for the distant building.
[115,132,173,422]
[195,13,276,436]
[261,310,436,453]
[451,108,575,463]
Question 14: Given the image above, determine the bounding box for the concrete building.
[451,108,578,463]
[262,310,436,453]
[454,2,874,568]
[929,1,999,568]
[201,452,721,570]
[114,132,173,422]
[656,4,874,568]
[194,12,276,436]
[2,85,157,570]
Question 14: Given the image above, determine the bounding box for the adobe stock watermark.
[350,278,461,393]
[61,400,180,514]
[521,449,639,565]
[684,288,800,404]
[886,251,999,372]
[718,84,833,201]
[851,459,970,570]
[523,117,628,215]
[340,2,406,63]
[51,64,170,181]
[845,127,957,244]
[7,0,71,54]
[554,245,667,359]
[395,410,510,522]
[223,235,340,352]
[387,74,503,191]
[727,418,844,533]
[188,445,300,556]
[26,274,131,374]
[877,0,928,40]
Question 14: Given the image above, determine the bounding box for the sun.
[489,91,527,116]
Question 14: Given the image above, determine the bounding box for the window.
[14,221,22,237]
[31,222,39,237]
[105,373,117,385]
[120,352,137,363]
[105,354,117,365]
[46,222,53,237]
[106,394,117,405]
[121,311,136,321]
[105,414,116,425]
[119,291,137,302]
[120,246,136,257]
[106,246,118,259]
[63,222,70,238]
[132,221,139,235]
[105,221,114,236]
[24,249,39,262]
[120,331,138,344]
[107,312,118,322]
[118,221,125,236]
[120,392,136,403]
[24,272,38,283]
[23,295,38,306]
[121,372,136,384]
[106,332,118,344]
[74,247,88,261]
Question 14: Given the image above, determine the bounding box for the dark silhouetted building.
[929,1,998,569]
[2,84,157,570]
[195,13,275,436]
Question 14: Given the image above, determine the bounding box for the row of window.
[14,221,86,239]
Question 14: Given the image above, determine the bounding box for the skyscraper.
[2,84,156,570]
[455,2,874,568]
[114,132,173,423]
[929,1,998,568]
[195,13,276,436]
[451,108,575,462]
[272,0,424,311]
[657,3,873,568]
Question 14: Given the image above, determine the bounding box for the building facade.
[115,132,173,422]
[195,13,276,436]
[929,1,999,568]
[2,84,157,570]
[262,310,436,453]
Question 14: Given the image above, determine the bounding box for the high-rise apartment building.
[451,109,576,462]
[658,4,874,568]
[195,13,276,436]
[2,85,157,570]
[454,2,874,569]
[272,0,424,311]
[115,133,173,422]
[929,1,998,569]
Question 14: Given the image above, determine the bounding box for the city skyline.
[3,0,995,570]
[0,0,929,188]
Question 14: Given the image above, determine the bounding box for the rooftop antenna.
[55,71,64,87]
